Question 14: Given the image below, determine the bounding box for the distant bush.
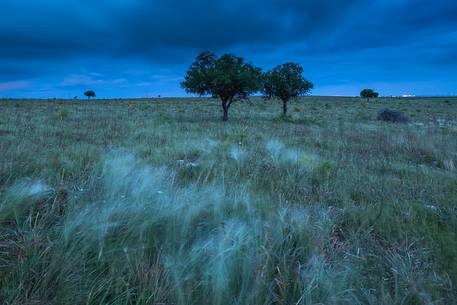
[84,90,96,99]
[360,89,379,102]
[377,109,409,123]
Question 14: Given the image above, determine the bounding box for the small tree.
[84,90,96,99]
[181,51,262,121]
[360,89,379,102]
[262,63,313,116]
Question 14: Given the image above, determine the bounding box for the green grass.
[1,96,457,304]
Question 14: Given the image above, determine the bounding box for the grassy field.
[1,96,457,304]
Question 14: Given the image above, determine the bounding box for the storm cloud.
[1,0,456,97]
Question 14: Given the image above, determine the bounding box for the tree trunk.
[282,100,288,116]
[222,99,229,121]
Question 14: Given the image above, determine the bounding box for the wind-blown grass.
[0,96,456,304]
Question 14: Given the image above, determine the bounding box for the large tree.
[181,51,262,121]
[262,63,313,116]
[360,89,379,102]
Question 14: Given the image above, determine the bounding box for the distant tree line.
[82,51,381,121]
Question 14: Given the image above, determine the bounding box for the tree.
[360,89,379,102]
[262,63,313,116]
[181,51,262,121]
[84,90,96,99]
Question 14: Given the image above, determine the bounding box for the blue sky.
[1,0,456,98]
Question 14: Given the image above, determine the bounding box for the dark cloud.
[326,1,457,52]
[0,0,456,97]
[0,0,361,59]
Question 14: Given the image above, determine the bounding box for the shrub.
[84,90,96,99]
[360,89,379,102]
[377,109,409,123]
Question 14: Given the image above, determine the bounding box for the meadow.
[1,96,457,304]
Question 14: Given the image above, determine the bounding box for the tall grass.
[1,97,457,304]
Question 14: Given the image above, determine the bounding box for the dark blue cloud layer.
[1,0,456,97]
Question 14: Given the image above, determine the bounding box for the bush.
[360,89,379,101]
[377,109,409,123]
[84,90,96,99]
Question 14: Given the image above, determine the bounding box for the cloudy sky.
[1,0,456,98]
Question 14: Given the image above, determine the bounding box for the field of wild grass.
[1,96,457,304]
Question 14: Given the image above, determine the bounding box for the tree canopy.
[262,63,313,115]
[181,51,262,121]
[84,90,96,99]
[360,89,379,101]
